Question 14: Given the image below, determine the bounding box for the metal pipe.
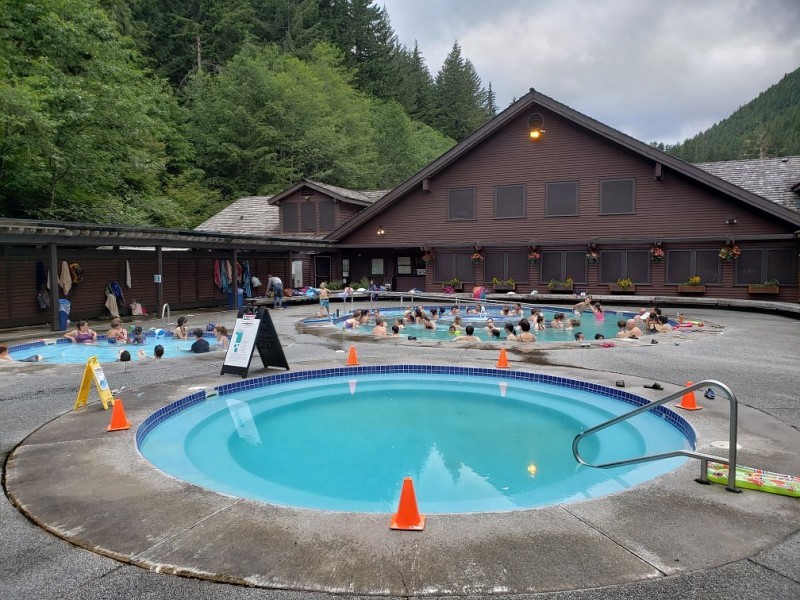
[572,380,740,493]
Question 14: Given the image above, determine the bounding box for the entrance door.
[314,256,331,287]
[291,260,303,288]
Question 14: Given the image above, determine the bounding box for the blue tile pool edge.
[135,365,697,452]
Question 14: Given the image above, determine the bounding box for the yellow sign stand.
[74,356,115,410]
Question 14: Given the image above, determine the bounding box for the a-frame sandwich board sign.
[74,356,115,410]
[220,306,289,378]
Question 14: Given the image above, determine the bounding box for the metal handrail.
[572,380,741,493]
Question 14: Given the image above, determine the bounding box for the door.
[291,260,303,288]
[314,256,331,287]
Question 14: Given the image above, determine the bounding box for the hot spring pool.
[8,333,220,364]
[329,305,647,342]
[138,366,694,513]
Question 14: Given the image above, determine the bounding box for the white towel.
[105,293,120,318]
[126,260,131,288]
[59,261,72,296]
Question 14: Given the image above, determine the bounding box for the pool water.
[9,333,222,364]
[332,306,628,342]
[139,370,692,513]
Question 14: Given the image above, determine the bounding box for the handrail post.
[573,380,740,493]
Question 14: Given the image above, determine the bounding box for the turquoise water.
[9,334,222,364]
[139,373,691,513]
[333,306,627,342]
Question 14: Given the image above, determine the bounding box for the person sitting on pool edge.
[63,320,97,343]
[0,345,43,362]
[453,324,480,342]
[189,328,210,353]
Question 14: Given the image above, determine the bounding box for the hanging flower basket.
[586,251,599,264]
[650,245,665,263]
[719,243,740,261]
[528,251,540,264]
[471,252,483,264]
[421,252,433,263]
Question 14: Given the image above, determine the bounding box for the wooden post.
[48,243,60,331]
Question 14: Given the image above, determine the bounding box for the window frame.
[434,251,474,283]
[318,199,335,231]
[484,250,529,283]
[494,184,526,219]
[666,250,721,285]
[281,203,298,232]
[540,250,588,284]
[599,250,650,284]
[735,248,796,286]
[446,187,476,221]
[545,181,579,217]
[300,201,316,232]
[599,178,635,215]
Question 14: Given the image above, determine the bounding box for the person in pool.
[63,320,97,343]
[173,316,189,339]
[453,324,480,342]
[189,328,210,353]
[130,326,146,344]
[213,324,230,349]
[106,318,129,343]
[0,345,43,362]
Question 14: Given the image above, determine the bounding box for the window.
[484,250,529,283]
[319,199,335,231]
[447,188,475,220]
[300,201,316,232]
[540,251,587,284]
[371,258,384,275]
[545,182,578,216]
[666,250,720,284]
[494,185,525,218]
[600,179,635,214]
[397,256,412,275]
[736,249,796,285]
[599,251,649,283]
[341,258,350,278]
[434,252,473,282]
[282,203,298,232]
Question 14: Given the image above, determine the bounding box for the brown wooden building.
[2,89,799,330]
[321,89,800,301]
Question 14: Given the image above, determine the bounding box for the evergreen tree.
[485,82,498,118]
[433,42,491,141]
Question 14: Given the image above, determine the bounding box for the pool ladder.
[572,380,741,493]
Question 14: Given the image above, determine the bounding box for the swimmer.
[0,345,43,362]
[453,324,480,342]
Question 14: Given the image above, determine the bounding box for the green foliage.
[667,67,800,161]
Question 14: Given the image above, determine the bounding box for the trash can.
[227,288,243,309]
[58,299,71,331]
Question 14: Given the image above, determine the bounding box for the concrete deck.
[1,302,799,599]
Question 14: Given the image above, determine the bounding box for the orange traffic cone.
[346,346,359,366]
[676,381,702,411]
[107,398,131,431]
[496,348,510,368]
[390,477,425,531]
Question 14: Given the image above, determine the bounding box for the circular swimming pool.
[138,366,694,513]
[8,332,220,364]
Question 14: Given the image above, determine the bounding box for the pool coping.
[5,359,798,596]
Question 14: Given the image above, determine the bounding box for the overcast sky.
[381,0,800,144]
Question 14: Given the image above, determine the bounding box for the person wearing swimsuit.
[64,321,97,343]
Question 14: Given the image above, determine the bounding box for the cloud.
[382,0,800,144]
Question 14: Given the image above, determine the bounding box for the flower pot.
[493,284,516,293]
[442,283,463,292]
[747,285,779,295]
[678,285,706,294]
[608,284,636,294]
[548,284,574,293]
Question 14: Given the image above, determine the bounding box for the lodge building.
[1,88,798,329]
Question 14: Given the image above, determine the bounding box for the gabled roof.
[267,178,389,207]
[327,88,800,240]
[694,156,800,214]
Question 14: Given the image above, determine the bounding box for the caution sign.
[74,356,115,410]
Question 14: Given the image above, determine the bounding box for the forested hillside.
[0,0,496,227]
[661,68,800,162]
